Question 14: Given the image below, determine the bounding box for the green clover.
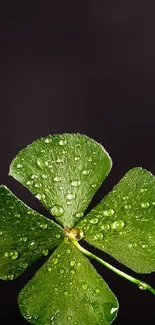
[0,133,155,325]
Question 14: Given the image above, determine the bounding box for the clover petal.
[0,186,64,279]
[9,134,112,228]
[78,168,155,273]
[18,239,118,325]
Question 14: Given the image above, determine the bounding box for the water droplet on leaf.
[42,174,47,179]
[66,193,76,200]
[111,220,125,230]
[82,283,87,290]
[71,180,81,187]
[55,233,61,239]
[7,274,14,280]
[17,164,22,168]
[141,202,150,208]
[59,269,65,274]
[101,223,110,231]
[40,223,48,230]
[42,249,49,256]
[74,212,84,218]
[104,303,118,322]
[70,260,75,266]
[82,170,90,175]
[103,209,115,217]
[51,205,64,217]
[28,240,39,251]
[52,257,59,265]
[35,194,41,200]
[54,176,62,182]
[90,218,99,225]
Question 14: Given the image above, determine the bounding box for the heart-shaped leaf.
[78,168,155,273]
[0,186,64,279]
[18,239,118,325]
[9,134,112,228]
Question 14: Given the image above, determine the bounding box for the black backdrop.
[0,1,155,324]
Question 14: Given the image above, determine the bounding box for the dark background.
[0,1,155,324]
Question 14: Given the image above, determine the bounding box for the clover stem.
[71,239,155,296]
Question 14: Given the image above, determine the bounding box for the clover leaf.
[0,133,155,325]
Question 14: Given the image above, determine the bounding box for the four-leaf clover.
[0,133,155,325]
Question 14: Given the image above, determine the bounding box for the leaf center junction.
[64,227,84,241]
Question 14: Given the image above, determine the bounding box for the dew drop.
[35,194,41,200]
[56,158,63,163]
[71,180,81,187]
[103,209,115,217]
[47,266,52,272]
[0,231,3,236]
[31,174,38,179]
[66,193,76,200]
[52,257,59,265]
[74,156,80,161]
[9,250,19,260]
[82,283,87,290]
[74,212,84,218]
[95,288,100,294]
[90,218,99,225]
[45,138,50,143]
[28,240,39,251]
[70,260,75,266]
[104,303,118,322]
[34,183,40,188]
[141,202,150,208]
[77,262,81,267]
[138,281,147,290]
[54,176,62,182]
[60,269,65,274]
[142,243,148,248]
[42,249,49,256]
[66,249,71,254]
[67,316,72,321]
[7,274,14,280]
[51,205,64,217]
[59,139,66,146]
[91,183,97,188]
[23,262,28,269]
[42,174,48,179]
[97,233,104,240]
[140,188,148,193]
[55,233,61,239]
[17,164,22,168]
[70,269,75,275]
[37,159,42,168]
[101,223,110,231]
[26,180,31,186]
[82,170,90,175]
[40,223,48,230]
[124,204,132,210]
[111,220,125,231]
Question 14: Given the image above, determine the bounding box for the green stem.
[71,239,155,296]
